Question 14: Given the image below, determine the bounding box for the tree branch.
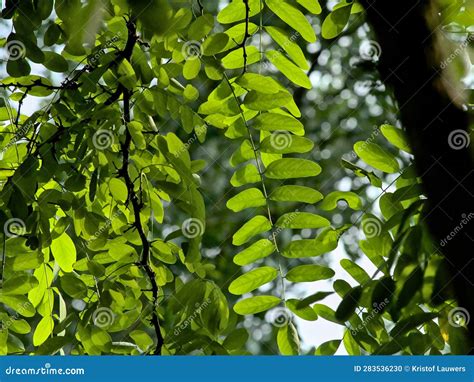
[117,19,164,355]
[242,0,250,73]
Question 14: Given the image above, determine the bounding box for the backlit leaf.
[234,295,281,315]
[229,267,278,295]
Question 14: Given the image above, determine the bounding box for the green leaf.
[128,121,146,149]
[2,273,38,295]
[232,215,272,246]
[266,159,321,179]
[222,46,261,69]
[44,23,62,46]
[7,59,31,77]
[286,264,335,282]
[227,188,266,212]
[33,316,54,346]
[188,14,214,40]
[233,239,275,266]
[260,134,313,154]
[270,185,323,204]
[233,295,281,315]
[183,84,199,102]
[380,124,411,153]
[282,230,339,258]
[340,259,371,284]
[229,267,278,295]
[321,4,351,39]
[266,50,311,89]
[202,33,230,56]
[265,26,309,70]
[51,233,76,273]
[275,212,330,229]
[335,286,362,322]
[277,322,300,355]
[130,330,153,352]
[43,51,68,73]
[223,328,249,350]
[286,299,318,321]
[296,0,322,14]
[341,159,382,187]
[265,0,316,42]
[390,313,438,337]
[183,58,201,80]
[315,339,341,355]
[244,91,292,111]
[109,178,128,203]
[333,279,352,298]
[117,59,137,89]
[230,140,254,167]
[343,329,361,355]
[253,113,304,135]
[313,304,342,324]
[7,318,31,335]
[354,142,400,173]
[217,0,262,24]
[0,294,35,317]
[60,274,88,299]
[395,267,423,311]
[230,164,261,187]
[36,337,71,356]
[297,292,334,309]
[235,73,280,94]
[225,22,259,46]
[319,191,362,210]
[371,276,395,312]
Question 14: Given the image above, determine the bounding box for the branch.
[242,0,250,73]
[0,79,79,92]
[117,19,164,356]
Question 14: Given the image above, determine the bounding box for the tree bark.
[359,0,474,350]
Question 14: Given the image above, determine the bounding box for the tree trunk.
[359,0,474,350]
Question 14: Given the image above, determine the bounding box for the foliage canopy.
[0,0,472,355]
